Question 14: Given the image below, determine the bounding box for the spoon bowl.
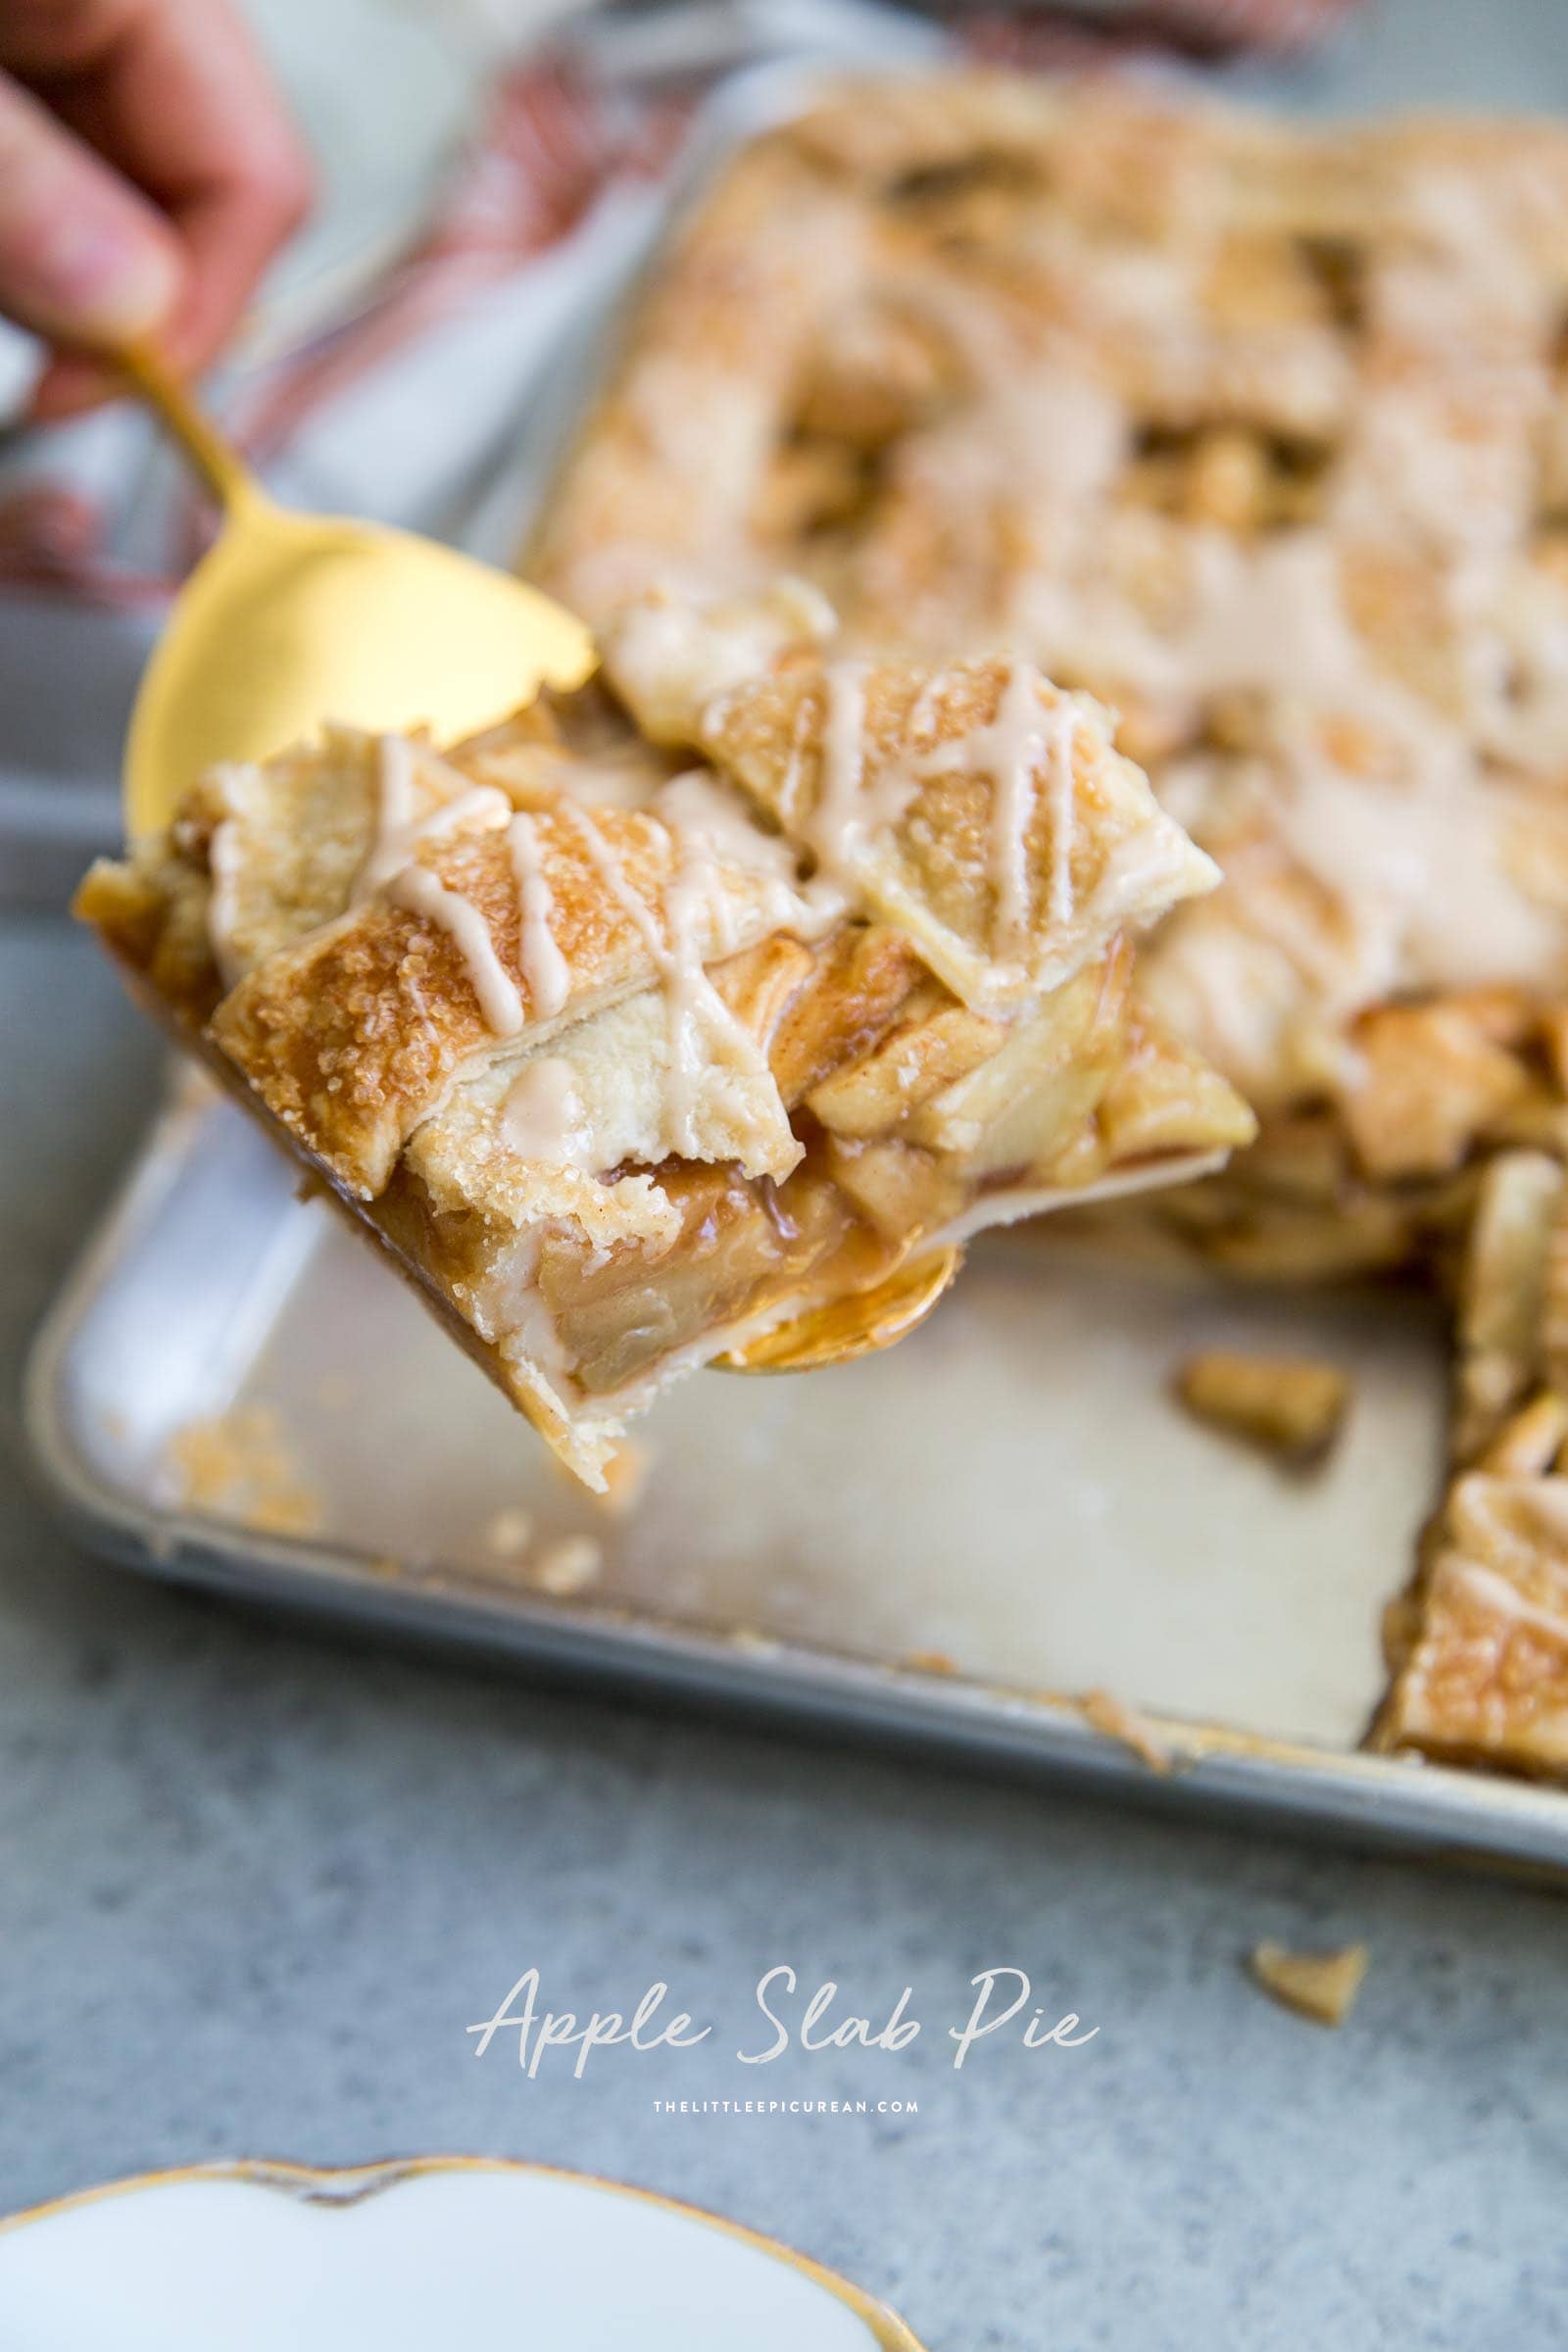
[121,345,593,838]
[716,1248,963,1374]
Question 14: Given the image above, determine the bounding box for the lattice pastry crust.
[79,596,1250,1487]
[532,74,1568,1280]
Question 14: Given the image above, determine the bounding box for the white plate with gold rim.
[0,2157,923,2350]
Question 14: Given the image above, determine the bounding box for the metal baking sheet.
[25,1084,1568,1876]
[28,38,1568,1876]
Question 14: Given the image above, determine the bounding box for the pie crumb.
[1250,1940,1368,2027]
[1081,1688,1172,1773]
[165,1406,321,1539]
[529,1535,603,1597]
[595,1440,654,1517]
[903,1648,958,1676]
[728,1625,781,1656]
[483,1505,535,1559]
[1175,1350,1350,1466]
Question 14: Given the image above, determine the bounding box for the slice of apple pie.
[77,604,1252,1487]
[1375,1152,1568,1777]
[1375,1477,1568,1780]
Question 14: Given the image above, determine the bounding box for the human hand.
[0,0,312,418]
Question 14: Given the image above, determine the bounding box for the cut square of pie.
[77,598,1253,1488]
[1374,1150,1568,1777]
[1375,1476,1568,1779]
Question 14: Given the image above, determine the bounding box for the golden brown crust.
[701,657,1217,1008]
[1368,1152,1568,1777]
[531,73,1568,1292]
[74,850,222,1025]
[529,135,876,617]
[1374,1477,1568,1778]
[208,804,796,1198]
[79,628,1250,1485]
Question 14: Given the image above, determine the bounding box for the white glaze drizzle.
[389,862,523,1037]
[560,800,669,967]
[354,733,510,905]
[655,767,814,944]
[911,662,1079,958]
[559,800,780,1163]
[660,847,721,1155]
[204,761,262,988]
[790,662,923,901]
[502,1056,591,1167]
[817,661,870,866]
[1043,528,1567,1002]
[788,659,1086,962]
[505,811,570,1019]
[1045,701,1078,928]
[662,825,785,1159]
[971,671,1042,955]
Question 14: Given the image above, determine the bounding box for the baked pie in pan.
[530,73,1568,1776]
[80,70,1568,1786]
[78,595,1250,1488]
[532,74,1568,1284]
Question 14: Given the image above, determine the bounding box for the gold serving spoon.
[715,1246,963,1374]
[119,341,595,838]
[119,345,961,1372]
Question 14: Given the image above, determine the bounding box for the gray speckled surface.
[5,920,1568,2348]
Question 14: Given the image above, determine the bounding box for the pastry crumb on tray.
[591,1440,655,1518]
[165,1405,321,1539]
[1174,1350,1350,1466]
[477,1515,604,1598]
[482,1506,536,1560]
[1249,1941,1369,2028]
[528,1535,604,1597]
[1080,1689,1173,1774]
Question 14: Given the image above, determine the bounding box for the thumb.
[0,70,182,349]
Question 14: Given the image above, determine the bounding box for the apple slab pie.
[531,74,1568,1286]
[77,596,1251,1488]
[528,73,1568,1778]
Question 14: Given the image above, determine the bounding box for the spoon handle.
[119,341,266,517]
